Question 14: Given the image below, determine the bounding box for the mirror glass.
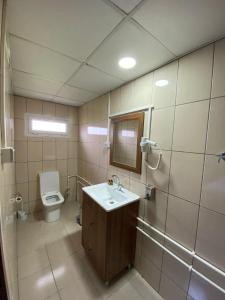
[110,112,144,174]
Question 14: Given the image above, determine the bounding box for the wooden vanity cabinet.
[82,191,139,283]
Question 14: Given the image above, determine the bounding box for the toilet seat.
[41,191,64,207]
[39,171,64,222]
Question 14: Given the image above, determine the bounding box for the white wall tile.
[196,207,225,271]
[169,152,204,204]
[212,38,225,98]
[176,45,213,105]
[206,97,225,154]
[153,61,178,109]
[172,100,209,153]
[151,107,174,150]
[201,155,225,215]
[166,195,199,249]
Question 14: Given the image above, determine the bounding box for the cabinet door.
[82,193,95,254]
[82,193,107,280]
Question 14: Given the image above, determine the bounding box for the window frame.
[25,113,69,138]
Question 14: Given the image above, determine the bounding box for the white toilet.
[39,171,64,222]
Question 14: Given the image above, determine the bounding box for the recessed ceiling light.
[118,57,136,69]
[155,80,169,87]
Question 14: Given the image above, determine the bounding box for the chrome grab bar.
[67,174,91,202]
[136,219,225,295]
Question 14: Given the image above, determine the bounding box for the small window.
[26,114,69,137]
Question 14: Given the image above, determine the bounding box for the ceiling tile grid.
[8,0,225,106]
[68,64,125,94]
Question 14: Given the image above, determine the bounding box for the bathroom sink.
[82,183,140,212]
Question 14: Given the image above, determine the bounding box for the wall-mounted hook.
[217,152,225,163]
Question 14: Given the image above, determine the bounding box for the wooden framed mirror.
[110,111,144,174]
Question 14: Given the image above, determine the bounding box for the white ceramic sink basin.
[82,183,140,212]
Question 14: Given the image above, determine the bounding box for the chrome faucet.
[112,174,124,191]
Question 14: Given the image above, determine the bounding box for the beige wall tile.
[28,161,42,181]
[43,101,55,116]
[16,182,28,203]
[145,190,168,232]
[28,181,40,202]
[68,107,78,125]
[67,158,78,175]
[176,45,213,105]
[129,179,145,198]
[120,82,135,112]
[14,96,26,119]
[68,142,77,158]
[133,72,153,107]
[206,97,225,154]
[147,150,171,192]
[196,207,225,271]
[28,141,42,162]
[43,141,56,161]
[151,107,174,150]
[15,141,27,162]
[16,163,28,183]
[27,98,42,114]
[169,152,204,204]
[166,195,199,249]
[212,38,225,98]
[69,125,78,141]
[43,160,57,172]
[201,155,225,215]
[14,118,27,141]
[188,272,225,300]
[110,88,121,115]
[153,61,178,109]
[159,273,187,300]
[78,104,88,125]
[192,258,225,291]
[56,140,68,159]
[172,100,209,153]
[139,255,161,292]
[29,200,43,214]
[162,252,190,292]
[60,176,67,195]
[56,103,68,118]
[56,160,67,177]
[142,235,163,270]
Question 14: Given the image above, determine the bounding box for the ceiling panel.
[52,96,83,106]
[133,0,225,55]
[14,87,53,102]
[12,70,62,95]
[68,65,124,93]
[57,85,98,103]
[89,20,175,81]
[110,0,142,13]
[8,0,123,61]
[10,35,81,82]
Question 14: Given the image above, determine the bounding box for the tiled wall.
[0,7,18,299]
[78,39,225,300]
[14,96,78,213]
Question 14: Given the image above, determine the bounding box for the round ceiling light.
[155,80,169,87]
[118,57,136,69]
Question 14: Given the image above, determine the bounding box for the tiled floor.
[17,201,163,300]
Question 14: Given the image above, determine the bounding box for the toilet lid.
[39,171,60,195]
